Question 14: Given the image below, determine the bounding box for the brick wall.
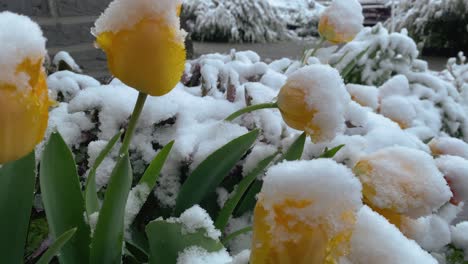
[0,0,112,78]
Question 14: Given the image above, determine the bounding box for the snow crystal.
[47,71,100,102]
[429,137,468,160]
[0,11,46,90]
[231,250,250,264]
[401,215,451,252]
[242,143,278,177]
[124,183,151,230]
[88,212,99,234]
[379,96,416,128]
[176,246,232,264]
[451,222,468,259]
[226,213,253,255]
[93,0,186,43]
[346,84,379,110]
[354,146,452,218]
[87,140,120,188]
[436,155,468,203]
[260,159,362,236]
[178,205,221,240]
[52,51,82,73]
[349,206,437,264]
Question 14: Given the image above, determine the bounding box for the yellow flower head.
[251,160,362,264]
[353,146,452,222]
[0,12,49,164]
[318,0,364,44]
[277,65,350,142]
[94,0,186,96]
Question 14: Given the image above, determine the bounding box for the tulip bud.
[0,12,49,164]
[353,146,452,224]
[250,159,362,263]
[94,0,186,96]
[318,0,364,44]
[277,65,350,142]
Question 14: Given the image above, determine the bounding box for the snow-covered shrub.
[183,0,288,42]
[391,0,468,54]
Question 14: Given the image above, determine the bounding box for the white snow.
[93,0,185,43]
[354,146,452,218]
[429,137,468,160]
[401,214,451,252]
[176,247,232,264]
[52,51,82,73]
[0,11,46,90]
[124,183,151,231]
[349,206,438,264]
[346,84,379,110]
[319,0,364,42]
[451,222,468,260]
[436,155,468,203]
[178,205,222,240]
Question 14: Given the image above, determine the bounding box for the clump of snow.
[231,249,250,264]
[451,222,468,259]
[260,159,362,237]
[226,213,253,255]
[178,205,221,240]
[176,246,232,264]
[379,96,416,128]
[52,51,82,73]
[346,84,379,110]
[348,206,437,264]
[436,155,468,203]
[93,0,185,43]
[401,214,451,252]
[429,137,468,160]
[279,64,351,141]
[354,146,452,218]
[319,0,364,41]
[124,183,151,230]
[48,71,100,103]
[0,11,46,90]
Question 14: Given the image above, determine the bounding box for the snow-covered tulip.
[277,65,350,142]
[250,160,363,264]
[428,137,468,160]
[93,0,186,96]
[0,12,49,164]
[318,0,364,44]
[353,146,452,226]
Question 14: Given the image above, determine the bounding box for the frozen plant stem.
[120,92,148,155]
[225,102,278,121]
[301,38,326,65]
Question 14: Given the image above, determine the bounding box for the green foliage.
[37,228,77,264]
[446,245,468,264]
[146,220,224,264]
[0,152,36,263]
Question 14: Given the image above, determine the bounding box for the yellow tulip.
[250,160,362,264]
[318,0,364,44]
[353,146,452,227]
[0,58,50,164]
[96,16,186,96]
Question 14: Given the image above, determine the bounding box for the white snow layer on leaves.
[178,205,221,240]
[356,146,452,218]
[285,65,351,141]
[401,214,451,252]
[176,246,232,264]
[93,0,185,42]
[260,159,362,236]
[52,51,82,73]
[430,137,468,160]
[320,0,364,37]
[125,183,151,231]
[451,222,468,259]
[349,206,438,264]
[0,11,46,90]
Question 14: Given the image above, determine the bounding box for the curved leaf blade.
[320,144,345,158]
[40,132,91,264]
[139,141,174,188]
[174,130,259,216]
[0,152,36,263]
[281,132,306,161]
[36,228,77,264]
[90,154,132,264]
[146,220,223,264]
[215,153,277,231]
[85,131,122,217]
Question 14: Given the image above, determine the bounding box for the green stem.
[301,37,326,65]
[120,92,148,155]
[225,102,278,121]
[221,226,253,245]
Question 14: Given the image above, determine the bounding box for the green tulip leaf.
[36,228,77,264]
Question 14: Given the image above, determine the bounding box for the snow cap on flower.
[277,64,350,142]
[93,0,186,96]
[436,155,468,204]
[0,11,50,164]
[451,222,468,258]
[429,137,468,159]
[348,206,438,264]
[318,0,364,44]
[250,159,362,263]
[0,11,46,90]
[354,146,452,219]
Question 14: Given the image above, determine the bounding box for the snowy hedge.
[391,0,468,54]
